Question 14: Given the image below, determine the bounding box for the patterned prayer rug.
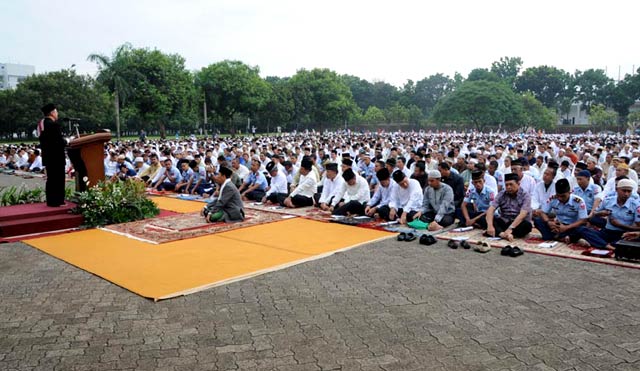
[102,209,285,244]
[243,202,333,222]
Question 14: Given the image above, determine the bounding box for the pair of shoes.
[397,232,417,242]
[460,240,471,249]
[448,240,459,249]
[474,241,492,253]
[419,234,437,245]
[501,245,524,257]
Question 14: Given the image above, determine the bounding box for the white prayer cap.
[428,170,441,179]
[617,179,635,189]
[134,157,144,163]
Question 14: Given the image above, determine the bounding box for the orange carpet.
[25,218,393,300]
[151,196,204,213]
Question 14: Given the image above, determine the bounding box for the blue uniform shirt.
[542,195,588,224]
[463,186,496,212]
[596,194,640,231]
[572,184,600,212]
[245,171,268,191]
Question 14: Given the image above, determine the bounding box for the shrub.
[0,185,45,206]
[74,178,159,227]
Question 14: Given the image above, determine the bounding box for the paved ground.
[1,173,640,370]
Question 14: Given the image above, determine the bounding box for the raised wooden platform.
[0,202,83,240]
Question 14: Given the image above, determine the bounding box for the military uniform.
[458,185,495,229]
[577,194,640,248]
[534,195,588,241]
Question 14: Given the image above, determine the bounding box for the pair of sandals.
[447,240,471,249]
[397,232,417,242]
[501,245,524,257]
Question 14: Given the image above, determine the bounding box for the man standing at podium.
[38,103,67,207]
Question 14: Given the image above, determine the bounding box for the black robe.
[39,117,66,206]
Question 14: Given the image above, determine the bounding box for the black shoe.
[405,232,416,242]
[510,246,524,257]
[448,240,459,249]
[419,234,437,246]
[460,240,471,249]
[397,232,407,241]
[501,245,513,256]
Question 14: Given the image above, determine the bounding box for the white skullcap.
[617,179,635,189]
[428,170,441,179]
[134,157,144,163]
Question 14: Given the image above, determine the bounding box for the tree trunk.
[114,90,121,140]
[159,123,166,139]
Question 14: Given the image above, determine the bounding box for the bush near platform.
[75,178,159,227]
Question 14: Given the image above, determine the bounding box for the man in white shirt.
[365,168,396,220]
[531,167,557,214]
[511,161,536,198]
[29,150,43,172]
[232,157,250,182]
[263,161,288,205]
[284,159,317,208]
[330,168,370,216]
[315,163,344,210]
[389,170,424,224]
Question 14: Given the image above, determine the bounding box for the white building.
[0,63,35,90]
[558,103,589,125]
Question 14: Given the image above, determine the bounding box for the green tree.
[573,69,614,113]
[521,92,556,130]
[431,80,524,132]
[609,70,640,118]
[0,70,111,139]
[88,43,136,139]
[589,104,618,130]
[258,76,294,132]
[515,66,571,108]
[90,44,196,138]
[384,102,409,123]
[196,60,269,133]
[288,68,358,130]
[490,56,523,87]
[362,106,386,124]
[627,111,640,132]
[467,68,500,82]
[412,74,454,117]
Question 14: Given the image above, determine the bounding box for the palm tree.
[87,43,134,140]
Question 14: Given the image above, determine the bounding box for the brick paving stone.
[2,184,640,371]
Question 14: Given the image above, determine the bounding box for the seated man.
[577,179,640,250]
[484,173,533,241]
[238,159,268,201]
[175,160,195,193]
[415,170,455,231]
[389,170,423,224]
[533,179,588,243]
[151,159,182,191]
[283,159,317,208]
[365,168,396,220]
[202,166,245,223]
[410,161,428,190]
[458,170,496,229]
[262,161,288,205]
[315,163,344,210]
[331,168,371,216]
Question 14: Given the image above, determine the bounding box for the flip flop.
[460,240,471,249]
[501,245,513,256]
[447,240,459,249]
[510,246,524,257]
[397,232,407,241]
[405,232,416,242]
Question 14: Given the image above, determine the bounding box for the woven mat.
[436,228,640,269]
[243,202,333,222]
[102,209,286,244]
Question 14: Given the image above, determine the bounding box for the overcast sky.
[2,0,638,86]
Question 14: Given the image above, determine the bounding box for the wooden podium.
[68,132,112,191]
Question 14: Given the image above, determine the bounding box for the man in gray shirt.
[414,170,455,231]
